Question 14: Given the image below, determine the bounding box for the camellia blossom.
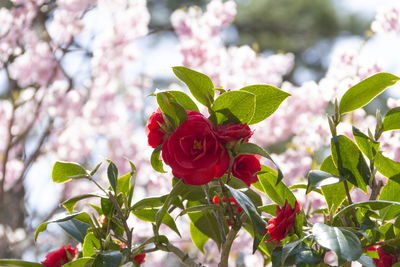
[266,200,301,246]
[232,155,261,186]
[145,108,166,148]
[217,123,253,143]
[41,244,77,267]
[162,112,229,185]
[366,245,397,267]
[133,253,146,265]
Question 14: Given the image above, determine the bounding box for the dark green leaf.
[62,257,94,267]
[212,91,256,124]
[280,240,302,266]
[106,160,118,194]
[331,135,370,193]
[82,232,100,257]
[237,143,283,184]
[240,84,290,124]
[150,145,166,173]
[92,251,122,267]
[357,255,377,267]
[178,204,222,217]
[312,223,362,261]
[227,177,263,207]
[339,72,400,114]
[132,208,181,237]
[352,126,380,160]
[0,260,44,267]
[58,218,90,243]
[101,198,113,216]
[172,66,214,107]
[271,242,323,267]
[333,200,400,221]
[35,212,92,241]
[226,184,267,253]
[156,91,188,127]
[52,161,87,183]
[131,195,168,211]
[253,165,296,207]
[166,90,200,112]
[190,221,209,254]
[382,107,400,132]
[306,170,343,194]
[62,193,105,214]
[374,152,400,182]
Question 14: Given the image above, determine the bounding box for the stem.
[203,184,226,243]
[218,221,241,267]
[156,242,200,267]
[343,181,359,227]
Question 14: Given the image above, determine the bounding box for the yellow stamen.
[193,140,203,150]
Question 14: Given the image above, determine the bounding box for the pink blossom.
[371,5,400,36]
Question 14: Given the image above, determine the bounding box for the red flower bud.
[366,245,397,267]
[41,244,77,267]
[133,253,146,265]
[145,108,166,148]
[217,123,253,143]
[232,154,261,186]
[266,200,300,246]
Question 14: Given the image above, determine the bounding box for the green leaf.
[259,204,278,216]
[58,218,90,243]
[178,204,222,217]
[132,208,181,237]
[237,142,283,184]
[253,165,296,207]
[333,200,400,221]
[187,200,223,248]
[212,91,256,124]
[172,66,214,107]
[227,177,263,207]
[101,198,113,216]
[320,155,350,213]
[150,145,167,173]
[382,107,400,132]
[357,255,377,267]
[190,221,209,254]
[92,251,122,267]
[374,152,400,181]
[240,85,290,124]
[62,257,94,267]
[312,223,362,261]
[107,160,118,193]
[352,126,380,160]
[35,212,92,241]
[379,182,400,220]
[155,179,185,233]
[338,72,400,114]
[116,173,132,198]
[306,170,344,194]
[331,135,370,193]
[0,260,44,267]
[52,161,87,183]
[226,184,267,253]
[166,90,200,112]
[271,242,323,267]
[280,239,302,266]
[62,193,105,214]
[156,91,188,127]
[130,195,168,211]
[82,232,100,257]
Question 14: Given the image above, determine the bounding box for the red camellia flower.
[133,253,146,265]
[145,108,166,148]
[162,112,229,185]
[41,244,77,267]
[217,123,253,143]
[366,245,397,267]
[266,200,300,246]
[232,154,261,186]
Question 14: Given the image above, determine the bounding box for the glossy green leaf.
[190,221,209,254]
[106,160,118,194]
[58,218,90,243]
[240,84,290,124]
[253,165,296,207]
[227,177,263,207]
[212,90,256,124]
[92,251,122,267]
[165,90,200,112]
[0,260,44,267]
[382,107,400,132]
[320,155,350,213]
[352,126,380,160]
[331,135,370,193]
[338,72,400,114]
[226,184,267,252]
[82,232,100,257]
[237,142,283,184]
[357,255,377,267]
[150,145,166,173]
[156,91,188,127]
[131,195,168,211]
[259,204,277,216]
[116,173,132,198]
[62,257,94,267]
[172,66,214,107]
[35,212,92,241]
[271,242,323,267]
[187,200,223,248]
[374,152,400,181]
[333,200,400,221]
[306,170,343,194]
[132,208,181,237]
[62,193,105,214]
[312,223,362,261]
[101,198,113,216]
[52,161,87,183]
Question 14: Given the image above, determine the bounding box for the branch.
[156,242,201,267]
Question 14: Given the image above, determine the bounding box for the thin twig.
[156,242,201,267]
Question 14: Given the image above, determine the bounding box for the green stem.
[203,184,226,243]
[343,181,359,227]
